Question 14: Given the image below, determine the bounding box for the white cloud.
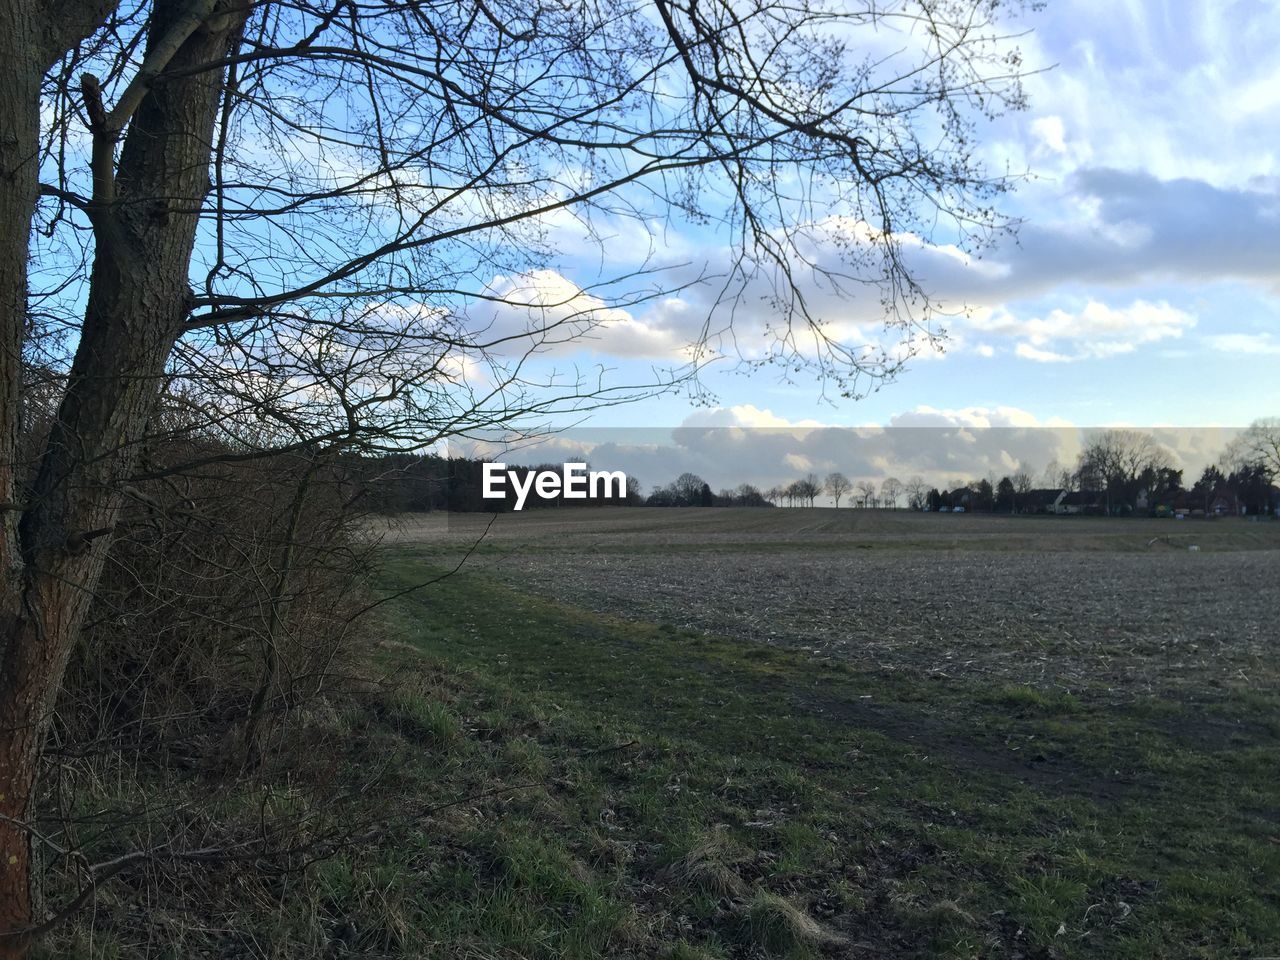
[970,299,1195,362]
[680,404,828,429]
[1203,332,1280,356]
[887,405,1074,430]
[462,269,692,361]
[1031,115,1067,154]
[1015,343,1071,363]
[783,453,813,472]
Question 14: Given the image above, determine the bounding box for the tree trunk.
[0,3,242,952]
[0,0,53,946]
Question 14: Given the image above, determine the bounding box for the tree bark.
[0,0,55,947]
[0,3,242,952]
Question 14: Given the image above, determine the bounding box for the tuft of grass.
[983,683,1081,715]
[385,687,461,746]
[736,889,842,956]
[662,829,750,899]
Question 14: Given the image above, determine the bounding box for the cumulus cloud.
[900,171,1280,308]
[436,3,1280,401]
[440,163,1275,385]
[561,169,1269,375]
[678,404,828,429]
[968,299,1196,362]
[885,405,1073,430]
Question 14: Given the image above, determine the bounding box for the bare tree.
[0,0,1033,946]
[879,476,902,509]
[905,475,928,510]
[1042,459,1073,490]
[855,479,877,508]
[1011,468,1034,512]
[794,473,821,507]
[824,471,851,508]
[1227,418,1280,480]
[1075,430,1173,514]
[784,480,803,507]
[672,472,709,506]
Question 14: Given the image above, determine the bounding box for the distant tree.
[1194,464,1225,492]
[880,476,903,509]
[973,478,995,512]
[1141,465,1182,499]
[1009,470,1034,513]
[648,484,677,507]
[793,473,821,507]
[700,483,715,507]
[824,472,852,508]
[672,472,709,506]
[1076,429,1173,514]
[855,480,877,508]
[1227,418,1280,481]
[927,488,943,511]
[905,476,928,511]
[1043,459,1072,490]
[765,485,784,506]
[996,476,1016,513]
[1226,463,1272,515]
[1192,465,1226,513]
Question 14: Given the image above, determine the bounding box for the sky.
[482,0,1280,439]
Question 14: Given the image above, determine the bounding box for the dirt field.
[382,507,1280,700]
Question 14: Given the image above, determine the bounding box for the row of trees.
[349,422,1280,514]
[632,422,1280,515]
[915,424,1280,516]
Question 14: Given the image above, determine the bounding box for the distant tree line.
[637,422,1280,517]
[918,424,1280,517]
[349,421,1280,517]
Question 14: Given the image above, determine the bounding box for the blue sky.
[491,0,1280,434]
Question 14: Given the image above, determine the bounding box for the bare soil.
[382,508,1280,699]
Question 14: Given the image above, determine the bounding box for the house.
[1021,488,1066,514]
[1057,490,1104,515]
[1208,490,1240,517]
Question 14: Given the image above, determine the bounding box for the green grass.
[361,550,1280,959]
[44,546,1280,959]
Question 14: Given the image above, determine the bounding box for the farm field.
[364,508,1280,959]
